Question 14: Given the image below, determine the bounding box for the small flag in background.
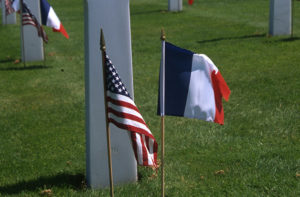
[22,2,48,43]
[11,0,20,13]
[158,42,230,125]
[105,55,158,167]
[40,0,69,39]
[188,0,194,5]
[5,0,15,15]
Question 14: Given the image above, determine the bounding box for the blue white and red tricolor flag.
[158,42,230,125]
[104,55,158,167]
[11,0,20,12]
[40,0,69,39]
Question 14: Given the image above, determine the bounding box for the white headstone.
[84,0,137,188]
[1,0,16,25]
[269,0,292,36]
[6,12,16,24]
[21,0,44,62]
[169,0,182,12]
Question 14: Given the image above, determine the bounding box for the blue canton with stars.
[105,55,131,98]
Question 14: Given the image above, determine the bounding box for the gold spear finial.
[100,28,106,52]
[161,28,166,41]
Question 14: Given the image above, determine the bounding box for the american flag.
[104,54,158,167]
[22,2,48,43]
[5,0,15,15]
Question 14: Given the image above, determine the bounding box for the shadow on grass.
[277,36,300,42]
[197,33,266,44]
[0,58,16,64]
[131,9,165,15]
[0,65,52,71]
[0,173,85,195]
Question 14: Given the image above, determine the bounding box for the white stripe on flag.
[108,101,144,121]
[183,54,217,121]
[148,138,154,157]
[108,92,136,107]
[108,113,151,134]
[47,7,60,29]
[143,135,154,166]
[135,133,143,165]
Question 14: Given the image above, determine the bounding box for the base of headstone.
[168,0,182,12]
[6,13,16,24]
[269,0,292,36]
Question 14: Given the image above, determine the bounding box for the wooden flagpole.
[160,28,166,197]
[161,116,165,197]
[43,40,46,67]
[4,0,7,24]
[20,0,26,67]
[291,0,294,38]
[100,28,114,197]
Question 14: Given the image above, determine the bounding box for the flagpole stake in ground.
[160,28,166,197]
[100,29,114,197]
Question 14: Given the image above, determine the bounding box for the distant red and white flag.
[40,0,69,39]
[5,0,15,15]
[188,0,194,5]
[104,54,158,167]
[22,2,48,43]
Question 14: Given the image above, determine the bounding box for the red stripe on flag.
[107,96,139,112]
[211,70,231,125]
[53,23,69,39]
[145,136,150,150]
[107,107,148,126]
[153,139,158,164]
[140,135,149,166]
[108,118,154,139]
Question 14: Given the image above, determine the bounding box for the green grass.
[0,0,299,196]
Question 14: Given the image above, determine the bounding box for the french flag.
[158,42,230,125]
[40,0,69,39]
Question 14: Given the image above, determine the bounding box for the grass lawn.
[0,0,299,196]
